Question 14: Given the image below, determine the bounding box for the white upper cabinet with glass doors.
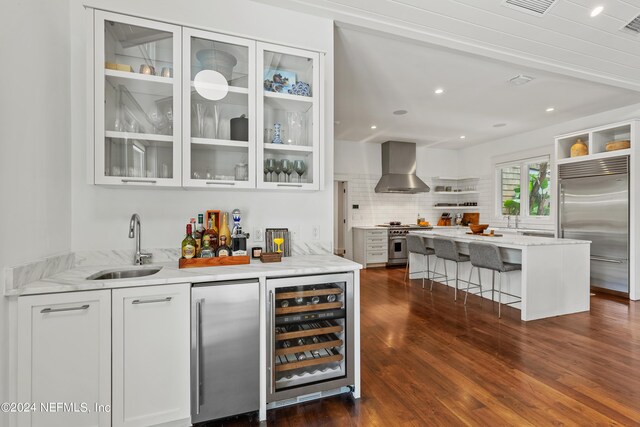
[257,43,321,190]
[94,11,182,186]
[182,29,256,188]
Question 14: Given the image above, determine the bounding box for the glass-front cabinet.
[257,43,320,190]
[182,29,256,188]
[94,11,182,186]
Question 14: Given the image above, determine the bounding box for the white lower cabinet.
[112,284,191,427]
[17,290,112,427]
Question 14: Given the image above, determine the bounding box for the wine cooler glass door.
[267,273,354,403]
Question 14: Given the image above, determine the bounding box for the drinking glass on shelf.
[293,160,306,183]
[274,160,282,182]
[265,158,276,182]
[193,102,208,138]
[286,112,306,146]
[281,159,293,182]
[263,160,269,182]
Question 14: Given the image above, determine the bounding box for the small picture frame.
[263,68,296,94]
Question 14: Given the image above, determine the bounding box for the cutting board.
[462,213,479,225]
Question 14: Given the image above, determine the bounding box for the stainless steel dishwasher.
[191,280,259,424]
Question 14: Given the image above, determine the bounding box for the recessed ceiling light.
[459,135,466,139]
[493,123,507,128]
[434,88,444,94]
[590,6,604,17]
[393,109,408,115]
[546,107,555,112]
[509,74,535,85]
[370,125,377,129]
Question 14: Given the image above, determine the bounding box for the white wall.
[69,0,335,253]
[0,0,72,418]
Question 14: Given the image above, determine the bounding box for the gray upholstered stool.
[404,234,436,289]
[433,238,471,301]
[467,242,522,318]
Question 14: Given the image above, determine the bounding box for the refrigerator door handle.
[590,256,625,264]
[558,183,565,238]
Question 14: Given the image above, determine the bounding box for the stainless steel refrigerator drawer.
[191,280,260,424]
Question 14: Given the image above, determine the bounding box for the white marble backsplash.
[5,252,75,293]
[74,248,181,267]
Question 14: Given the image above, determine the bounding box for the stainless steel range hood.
[374,141,430,193]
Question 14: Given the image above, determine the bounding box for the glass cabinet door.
[94,11,182,186]
[257,43,320,190]
[182,29,255,188]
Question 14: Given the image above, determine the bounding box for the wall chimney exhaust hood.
[374,141,430,193]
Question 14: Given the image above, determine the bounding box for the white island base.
[409,230,591,321]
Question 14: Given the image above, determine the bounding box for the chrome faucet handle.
[135,252,153,265]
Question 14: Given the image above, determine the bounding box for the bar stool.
[433,238,471,301]
[404,234,436,289]
[467,242,522,318]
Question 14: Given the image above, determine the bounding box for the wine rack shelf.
[276,287,343,300]
[276,302,342,315]
[275,348,343,372]
[275,337,343,357]
[275,320,343,340]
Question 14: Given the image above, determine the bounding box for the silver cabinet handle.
[121,179,157,184]
[41,304,89,314]
[277,183,302,187]
[206,181,235,185]
[590,256,624,264]
[195,299,203,414]
[268,290,275,395]
[132,297,172,305]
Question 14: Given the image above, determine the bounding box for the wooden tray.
[179,255,250,268]
[466,232,503,237]
[260,252,282,263]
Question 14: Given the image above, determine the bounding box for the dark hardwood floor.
[208,267,640,426]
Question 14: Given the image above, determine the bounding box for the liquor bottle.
[231,226,248,256]
[182,224,196,259]
[215,235,231,257]
[220,212,232,246]
[194,214,204,257]
[200,234,215,258]
[203,215,219,250]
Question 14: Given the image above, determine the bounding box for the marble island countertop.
[409,228,590,249]
[6,255,362,296]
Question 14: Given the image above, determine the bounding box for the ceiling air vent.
[502,0,558,17]
[622,14,640,35]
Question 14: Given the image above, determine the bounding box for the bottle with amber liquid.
[182,224,197,259]
[215,235,232,257]
[220,212,232,246]
[203,215,219,251]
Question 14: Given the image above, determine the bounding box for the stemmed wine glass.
[265,158,276,182]
[274,160,282,182]
[263,160,269,182]
[281,159,293,182]
[293,160,306,183]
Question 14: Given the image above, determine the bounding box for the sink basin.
[86,267,162,280]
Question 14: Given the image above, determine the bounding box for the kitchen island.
[408,229,591,321]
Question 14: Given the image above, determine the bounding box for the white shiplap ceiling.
[254,0,640,91]
[254,0,640,148]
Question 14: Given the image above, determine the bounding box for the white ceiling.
[334,26,640,148]
[253,0,640,148]
[254,0,640,90]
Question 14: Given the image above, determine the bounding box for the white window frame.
[494,154,553,223]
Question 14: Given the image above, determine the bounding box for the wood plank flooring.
[206,267,640,426]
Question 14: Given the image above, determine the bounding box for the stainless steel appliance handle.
[41,304,89,314]
[559,184,565,238]
[195,299,202,414]
[277,183,303,188]
[590,256,624,264]
[132,297,172,305]
[206,181,235,185]
[269,290,275,395]
[121,179,157,184]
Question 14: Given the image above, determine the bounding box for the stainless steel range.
[375,222,429,265]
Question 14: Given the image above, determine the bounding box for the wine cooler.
[267,273,354,404]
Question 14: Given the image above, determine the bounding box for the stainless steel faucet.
[129,213,152,265]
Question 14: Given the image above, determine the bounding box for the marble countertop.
[7,255,362,296]
[352,226,387,230]
[409,229,590,249]
[489,227,555,234]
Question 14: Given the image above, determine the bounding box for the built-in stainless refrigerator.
[558,156,629,294]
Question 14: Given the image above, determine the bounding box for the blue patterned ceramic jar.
[288,82,311,97]
[272,123,283,144]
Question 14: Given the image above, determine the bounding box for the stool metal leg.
[498,271,502,318]
[491,270,495,302]
[443,260,449,294]
[454,262,459,301]
[404,258,409,282]
[431,257,439,291]
[422,254,426,289]
[464,266,474,305]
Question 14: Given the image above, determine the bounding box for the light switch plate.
[253,228,263,242]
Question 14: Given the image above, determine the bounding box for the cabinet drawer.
[366,251,388,263]
[366,242,387,251]
[366,230,387,237]
[366,236,387,245]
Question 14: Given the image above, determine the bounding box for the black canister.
[230,114,249,141]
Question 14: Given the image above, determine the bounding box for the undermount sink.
[86,267,162,280]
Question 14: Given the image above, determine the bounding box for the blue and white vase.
[272,123,283,144]
[288,82,311,97]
